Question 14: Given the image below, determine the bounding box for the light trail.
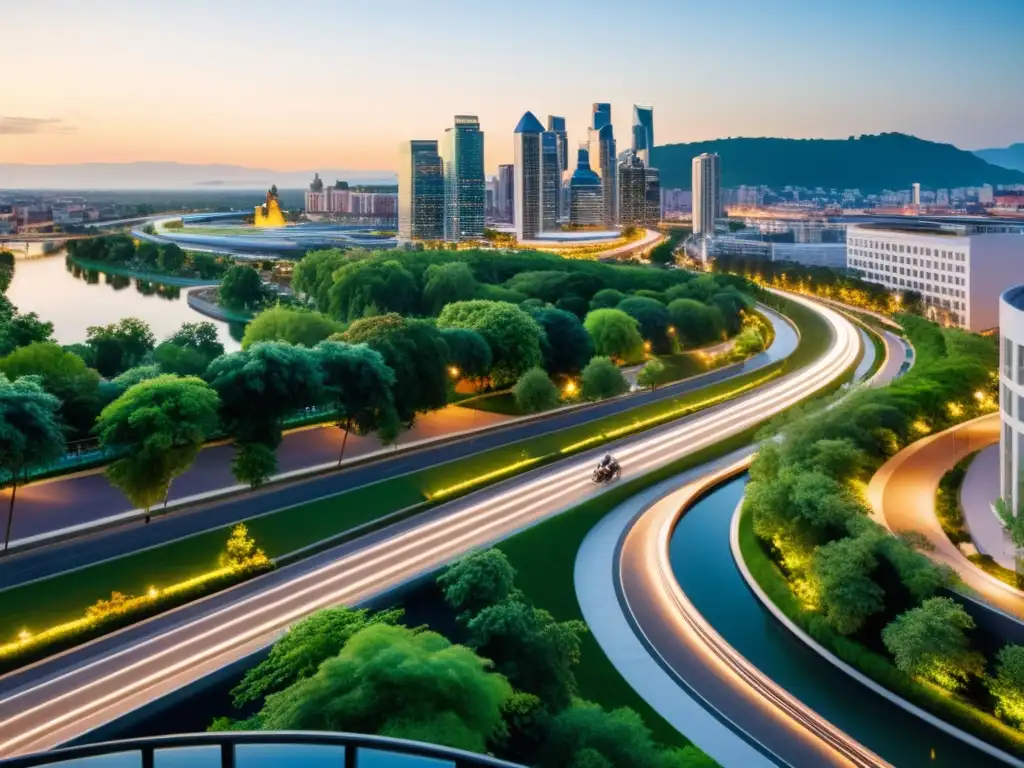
[0,290,860,757]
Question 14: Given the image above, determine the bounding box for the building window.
[1018,343,1024,385]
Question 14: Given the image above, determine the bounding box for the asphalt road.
[0,308,793,589]
[0,293,859,757]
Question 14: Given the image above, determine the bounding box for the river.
[5,244,242,351]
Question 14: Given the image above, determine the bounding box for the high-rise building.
[589,124,617,226]
[497,164,515,222]
[441,115,485,242]
[644,167,661,224]
[617,150,647,226]
[569,144,604,227]
[692,153,722,235]
[592,103,611,131]
[513,111,544,241]
[397,140,444,241]
[912,182,921,207]
[541,130,560,232]
[980,184,995,204]
[632,104,654,167]
[547,115,569,220]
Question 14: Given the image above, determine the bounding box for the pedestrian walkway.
[961,443,1013,569]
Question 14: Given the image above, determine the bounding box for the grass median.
[0,295,829,669]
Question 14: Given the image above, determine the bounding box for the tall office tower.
[644,167,661,224]
[514,111,544,241]
[592,102,611,131]
[397,140,444,241]
[547,115,569,220]
[497,164,515,222]
[569,144,604,227]
[541,130,560,231]
[912,182,921,207]
[589,123,617,226]
[441,115,485,242]
[691,152,722,235]
[632,104,654,167]
[617,149,647,225]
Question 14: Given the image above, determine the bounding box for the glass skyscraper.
[397,140,444,241]
[513,111,544,241]
[592,102,611,131]
[617,149,647,226]
[569,144,604,227]
[497,163,515,223]
[541,130,559,231]
[632,104,654,167]
[441,115,485,242]
[547,115,568,220]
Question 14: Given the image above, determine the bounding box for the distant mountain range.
[974,143,1024,173]
[650,133,1024,191]
[0,162,397,190]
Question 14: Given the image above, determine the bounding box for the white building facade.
[846,222,1024,331]
[1000,286,1024,513]
[692,153,721,235]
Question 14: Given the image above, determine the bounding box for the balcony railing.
[0,732,525,768]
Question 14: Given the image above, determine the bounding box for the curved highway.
[0,292,860,757]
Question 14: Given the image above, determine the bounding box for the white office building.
[692,153,721,235]
[1000,286,1024,513]
[847,221,1024,331]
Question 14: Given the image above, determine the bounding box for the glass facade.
[540,131,559,232]
[441,116,485,242]
[546,115,568,220]
[617,150,646,225]
[513,112,544,241]
[632,104,654,167]
[569,145,604,227]
[397,140,444,241]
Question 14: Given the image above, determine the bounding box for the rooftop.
[513,111,544,134]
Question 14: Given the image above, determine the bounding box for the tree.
[157,243,186,273]
[327,259,419,320]
[647,240,676,268]
[240,624,512,754]
[882,596,986,691]
[589,289,626,311]
[438,548,520,622]
[709,290,750,335]
[155,321,226,375]
[900,289,925,316]
[467,599,586,711]
[190,252,224,279]
[0,311,55,356]
[292,249,348,310]
[314,341,399,464]
[515,368,560,413]
[437,300,543,386]
[495,691,551,765]
[809,534,885,635]
[616,297,672,354]
[96,375,220,523]
[219,265,266,311]
[340,314,449,423]
[988,645,1024,727]
[666,299,725,348]
[422,262,478,315]
[229,606,404,707]
[86,318,156,377]
[0,374,65,553]
[529,307,594,376]
[241,305,342,349]
[153,342,211,376]
[0,342,102,437]
[637,359,666,390]
[440,328,492,385]
[231,442,278,488]
[581,357,629,401]
[583,309,644,364]
[111,364,162,393]
[135,241,159,267]
[0,250,13,293]
[169,321,225,361]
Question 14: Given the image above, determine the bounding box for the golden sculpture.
[254,185,286,227]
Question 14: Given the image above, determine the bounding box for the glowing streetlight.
[448,366,460,379]
[564,380,578,397]
[18,630,31,643]
[643,340,652,353]
[148,586,159,599]
[667,325,676,336]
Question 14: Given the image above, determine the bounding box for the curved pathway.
[0,293,860,757]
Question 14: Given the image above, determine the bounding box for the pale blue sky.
[1,0,1020,172]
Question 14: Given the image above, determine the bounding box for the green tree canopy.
[636,359,666,390]
[328,259,419,321]
[581,356,629,401]
[0,250,13,293]
[240,624,512,754]
[231,442,278,489]
[137,241,160,266]
[437,300,543,387]
[438,548,521,622]
[157,243,186,273]
[529,307,594,376]
[709,289,752,335]
[219,265,267,311]
[515,368,560,414]
[293,249,348,311]
[168,321,225,361]
[589,289,626,311]
[242,305,342,349]
[583,309,644,364]
[86,317,156,378]
[0,310,55,357]
[0,374,65,552]
[96,374,220,523]
[340,314,449,423]
[988,645,1024,727]
[229,606,404,707]
[0,342,102,438]
[422,262,478,315]
[882,596,986,691]
[616,297,672,354]
[666,299,726,348]
[153,342,211,377]
[440,328,492,382]
[809,534,885,635]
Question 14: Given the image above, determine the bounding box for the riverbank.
[186,286,254,324]
[67,256,221,287]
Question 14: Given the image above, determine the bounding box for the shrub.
[581,357,628,401]
[515,368,560,413]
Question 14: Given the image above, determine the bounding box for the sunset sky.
[2,0,1022,174]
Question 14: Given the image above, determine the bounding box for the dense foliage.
[67,235,228,279]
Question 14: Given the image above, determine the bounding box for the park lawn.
[738,502,1024,759]
[0,295,828,662]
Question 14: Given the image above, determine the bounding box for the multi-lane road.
[0,291,859,758]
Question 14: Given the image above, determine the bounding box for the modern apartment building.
[441,115,485,242]
[497,163,515,223]
[1000,285,1024,513]
[645,167,661,224]
[589,123,617,226]
[632,104,654,167]
[547,115,569,220]
[541,130,560,232]
[617,149,647,226]
[847,221,1024,331]
[397,140,444,240]
[692,153,721,235]
[569,144,604,227]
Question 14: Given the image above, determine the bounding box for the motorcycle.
[592,460,621,484]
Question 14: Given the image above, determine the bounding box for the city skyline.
[2,0,1022,175]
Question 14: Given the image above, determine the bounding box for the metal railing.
[0,732,524,768]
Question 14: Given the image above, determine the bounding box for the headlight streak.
[0,291,860,757]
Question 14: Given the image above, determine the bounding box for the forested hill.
[650,133,1024,191]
